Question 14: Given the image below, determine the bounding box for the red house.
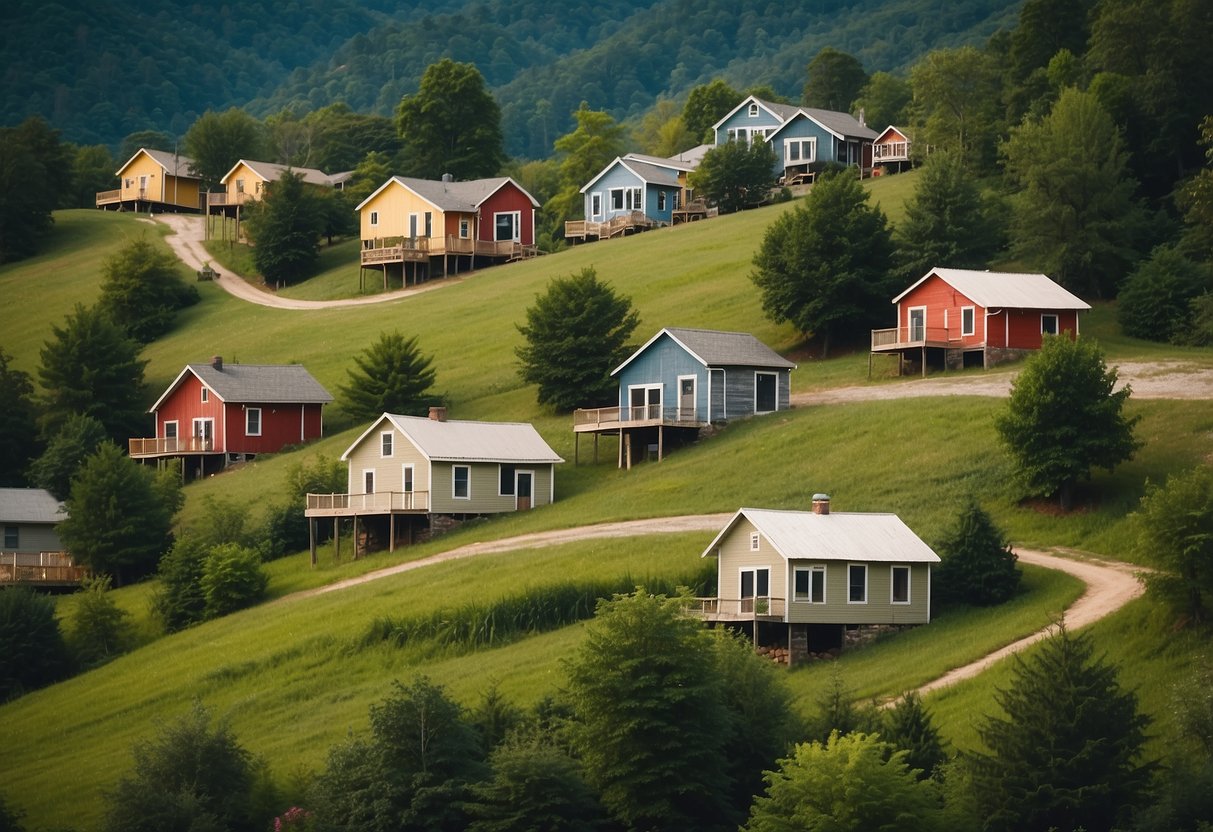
[129,357,333,478]
[870,267,1091,374]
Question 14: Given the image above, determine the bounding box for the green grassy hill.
[1,174,1209,828]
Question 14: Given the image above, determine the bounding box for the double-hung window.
[794,566,826,603]
[245,407,261,436]
[848,564,868,603]
[380,432,393,457]
[453,465,470,499]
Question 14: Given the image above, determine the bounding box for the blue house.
[567,151,705,241]
[712,95,877,183]
[572,327,796,467]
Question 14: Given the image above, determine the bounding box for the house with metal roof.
[129,356,333,478]
[573,327,795,468]
[95,147,204,213]
[304,408,563,558]
[355,175,540,287]
[870,267,1092,375]
[692,495,940,664]
[711,96,878,184]
[0,488,86,586]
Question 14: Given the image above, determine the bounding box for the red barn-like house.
[130,357,333,478]
[870,267,1091,374]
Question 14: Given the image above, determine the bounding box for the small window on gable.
[962,307,976,337]
[750,532,760,551]
[200,387,209,404]
[381,432,393,457]
[453,465,470,499]
[370,210,379,226]
[1041,314,1059,335]
[748,103,759,117]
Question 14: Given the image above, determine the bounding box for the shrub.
[200,543,268,619]
[1117,245,1213,343]
[0,586,68,700]
[152,536,209,633]
[934,501,1020,607]
[67,574,130,669]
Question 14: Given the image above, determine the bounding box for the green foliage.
[549,104,627,224]
[1003,0,1093,121]
[242,171,325,286]
[0,792,25,832]
[909,46,1003,167]
[689,139,777,214]
[882,692,947,779]
[58,442,175,585]
[0,348,39,487]
[1175,116,1213,259]
[1003,87,1148,298]
[310,677,486,832]
[1118,245,1213,343]
[967,621,1156,832]
[470,682,524,753]
[751,171,896,355]
[339,331,439,422]
[259,454,347,558]
[1182,292,1213,347]
[467,735,606,832]
[97,237,199,343]
[802,47,868,111]
[995,335,1141,509]
[66,144,118,209]
[68,574,131,669]
[0,117,72,263]
[564,590,735,830]
[1133,465,1213,625]
[805,665,878,743]
[103,701,269,832]
[683,79,744,144]
[893,151,1006,283]
[1172,656,1213,757]
[854,72,912,132]
[200,543,268,619]
[632,98,694,158]
[0,586,67,701]
[36,303,148,442]
[744,731,947,832]
[514,268,639,411]
[396,59,505,181]
[152,537,209,633]
[183,107,267,188]
[934,501,1021,607]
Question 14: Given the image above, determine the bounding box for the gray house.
[0,488,84,586]
[693,495,940,664]
[573,327,795,467]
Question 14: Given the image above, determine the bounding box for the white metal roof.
[0,488,66,525]
[701,507,940,564]
[893,267,1091,310]
[342,413,564,464]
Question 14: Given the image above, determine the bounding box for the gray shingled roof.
[623,152,698,173]
[753,97,801,122]
[702,507,940,564]
[622,159,682,187]
[182,363,333,405]
[893,268,1091,310]
[121,148,199,178]
[236,160,337,187]
[797,107,878,140]
[666,328,795,369]
[380,414,564,464]
[0,489,66,524]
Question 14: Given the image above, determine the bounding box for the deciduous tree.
[396,58,505,180]
[200,543,267,619]
[549,104,627,224]
[934,501,1020,607]
[1117,244,1213,343]
[67,574,130,668]
[183,107,267,188]
[854,72,912,134]
[803,47,868,112]
[241,170,325,286]
[97,237,199,343]
[688,138,776,213]
[995,334,1140,510]
[909,46,1002,167]
[683,79,743,144]
[751,171,895,356]
[515,268,639,411]
[0,117,72,263]
[1133,464,1213,625]
[466,736,607,832]
[0,586,68,701]
[340,331,439,422]
[29,413,107,499]
[0,348,40,487]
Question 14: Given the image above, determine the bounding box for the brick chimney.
[812,493,830,515]
[428,406,447,422]
[211,355,223,372]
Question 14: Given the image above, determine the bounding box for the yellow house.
[95,148,203,213]
[208,159,349,239]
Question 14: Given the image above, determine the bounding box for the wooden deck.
[565,211,659,241]
[360,238,537,266]
[572,405,707,433]
[686,596,787,621]
[0,552,87,587]
[129,437,219,458]
[304,491,430,517]
[870,326,957,352]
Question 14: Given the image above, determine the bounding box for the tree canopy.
[183,107,267,188]
[1134,464,1213,625]
[909,46,1002,167]
[689,138,776,214]
[683,79,743,144]
[396,58,506,181]
[241,170,325,286]
[802,47,868,112]
[933,501,1021,607]
[97,237,199,343]
[0,348,39,486]
[340,331,439,422]
[0,117,72,263]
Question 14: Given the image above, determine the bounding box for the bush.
[1133,465,1213,625]
[152,536,208,632]
[97,237,199,343]
[67,574,130,669]
[0,587,68,700]
[934,501,1020,607]
[200,543,267,619]
[1117,245,1213,343]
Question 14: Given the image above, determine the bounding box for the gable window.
[891,565,911,604]
[755,372,777,414]
[370,210,379,226]
[495,212,520,242]
[380,431,393,457]
[499,464,516,496]
[1041,314,1059,335]
[245,407,261,436]
[3,525,17,549]
[848,564,868,604]
[591,193,602,218]
[961,307,976,337]
[785,138,817,163]
[459,218,470,238]
[363,470,375,494]
[748,102,759,117]
[235,178,245,194]
[750,532,760,551]
[200,387,209,404]
[794,566,826,603]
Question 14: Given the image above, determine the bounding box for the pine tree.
[242,170,324,286]
[882,692,947,779]
[339,331,439,422]
[934,501,1020,607]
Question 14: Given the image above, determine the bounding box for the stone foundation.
[984,346,1032,368]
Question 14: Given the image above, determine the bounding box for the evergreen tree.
[805,665,878,743]
[934,501,1021,607]
[995,334,1140,510]
[396,59,505,181]
[339,331,439,422]
[0,117,72,263]
[97,237,199,343]
[893,151,1006,284]
[0,348,40,487]
[968,621,1156,832]
[242,170,325,286]
[882,692,947,779]
[67,574,130,669]
[515,268,639,411]
[0,586,68,701]
[803,47,868,112]
[466,736,607,832]
[28,413,107,500]
[688,138,777,213]
[1133,464,1213,625]
[751,171,895,356]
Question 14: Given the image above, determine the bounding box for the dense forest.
[2,0,1020,157]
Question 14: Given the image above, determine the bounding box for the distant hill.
[2,0,1021,156]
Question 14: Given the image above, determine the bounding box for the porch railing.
[129,436,216,456]
[686,596,786,618]
[95,188,121,205]
[873,141,910,161]
[0,552,87,585]
[305,491,430,513]
[573,405,703,428]
[870,326,955,349]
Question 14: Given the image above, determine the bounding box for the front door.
[628,386,662,420]
[679,377,695,421]
[909,307,926,342]
[515,471,533,511]
[192,418,213,451]
[740,567,770,613]
[164,421,178,452]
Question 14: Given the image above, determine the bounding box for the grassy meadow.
[1,172,1210,828]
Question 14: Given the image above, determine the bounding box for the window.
[424,211,432,237]
[409,213,419,238]
[755,372,777,413]
[235,178,245,194]
[1041,314,1059,335]
[363,470,375,494]
[740,568,769,609]
[848,564,867,603]
[748,102,759,117]
[380,431,393,457]
[591,193,602,218]
[750,532,760,551]
[499,464,516,496]
[891,566,911,604]
[164,421,178,440]
[200,387,209,403]
[453,465,470,499]
[402,464,414,493]
[495,212,520,242]
[961,307,975,336]
[657,190,667,211]
[245,407,261,436]
[610,189,624,211]
[3,526,17,549]
[370,210,379,226]
[785,138,817,163]
[459,218,470,238]
[794,566,826,603]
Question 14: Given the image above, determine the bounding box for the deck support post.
[593,433,599,464]
[334,518,340,561]
[574,433,579,466]
[389,513,396,553]
[353,515,360,559]
[309,517,316,567]
[658,425,663,461]
[921,345,926,378]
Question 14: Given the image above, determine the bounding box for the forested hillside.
[3,0,1020,156]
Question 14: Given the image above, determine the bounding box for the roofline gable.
[340,413,397,462]
[611,327,709,376]
[115,147,197,178]
[768,110,846,142]
[148,366,222,413]
[580,157,629,193]
[874,125,909,143]
[711,95,791,131]
[219,159,263,186]
[476,177,541,209]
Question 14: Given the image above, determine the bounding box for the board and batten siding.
[615,336,707,417]
[344,427,431,496]
[721,366,790,416]
[428,461,553,514]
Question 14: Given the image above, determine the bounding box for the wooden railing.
[565,212,657,240]
[95,188,121,205]
[0,552,87,585]
[573,405,703,428]
[686,596,786,618]
[305,491,430,514]
[207,192,253,206]
[871,326,955,349]
[129,436,216,456]
[873,141,910,161]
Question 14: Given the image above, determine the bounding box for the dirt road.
[281,514,1145,695]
